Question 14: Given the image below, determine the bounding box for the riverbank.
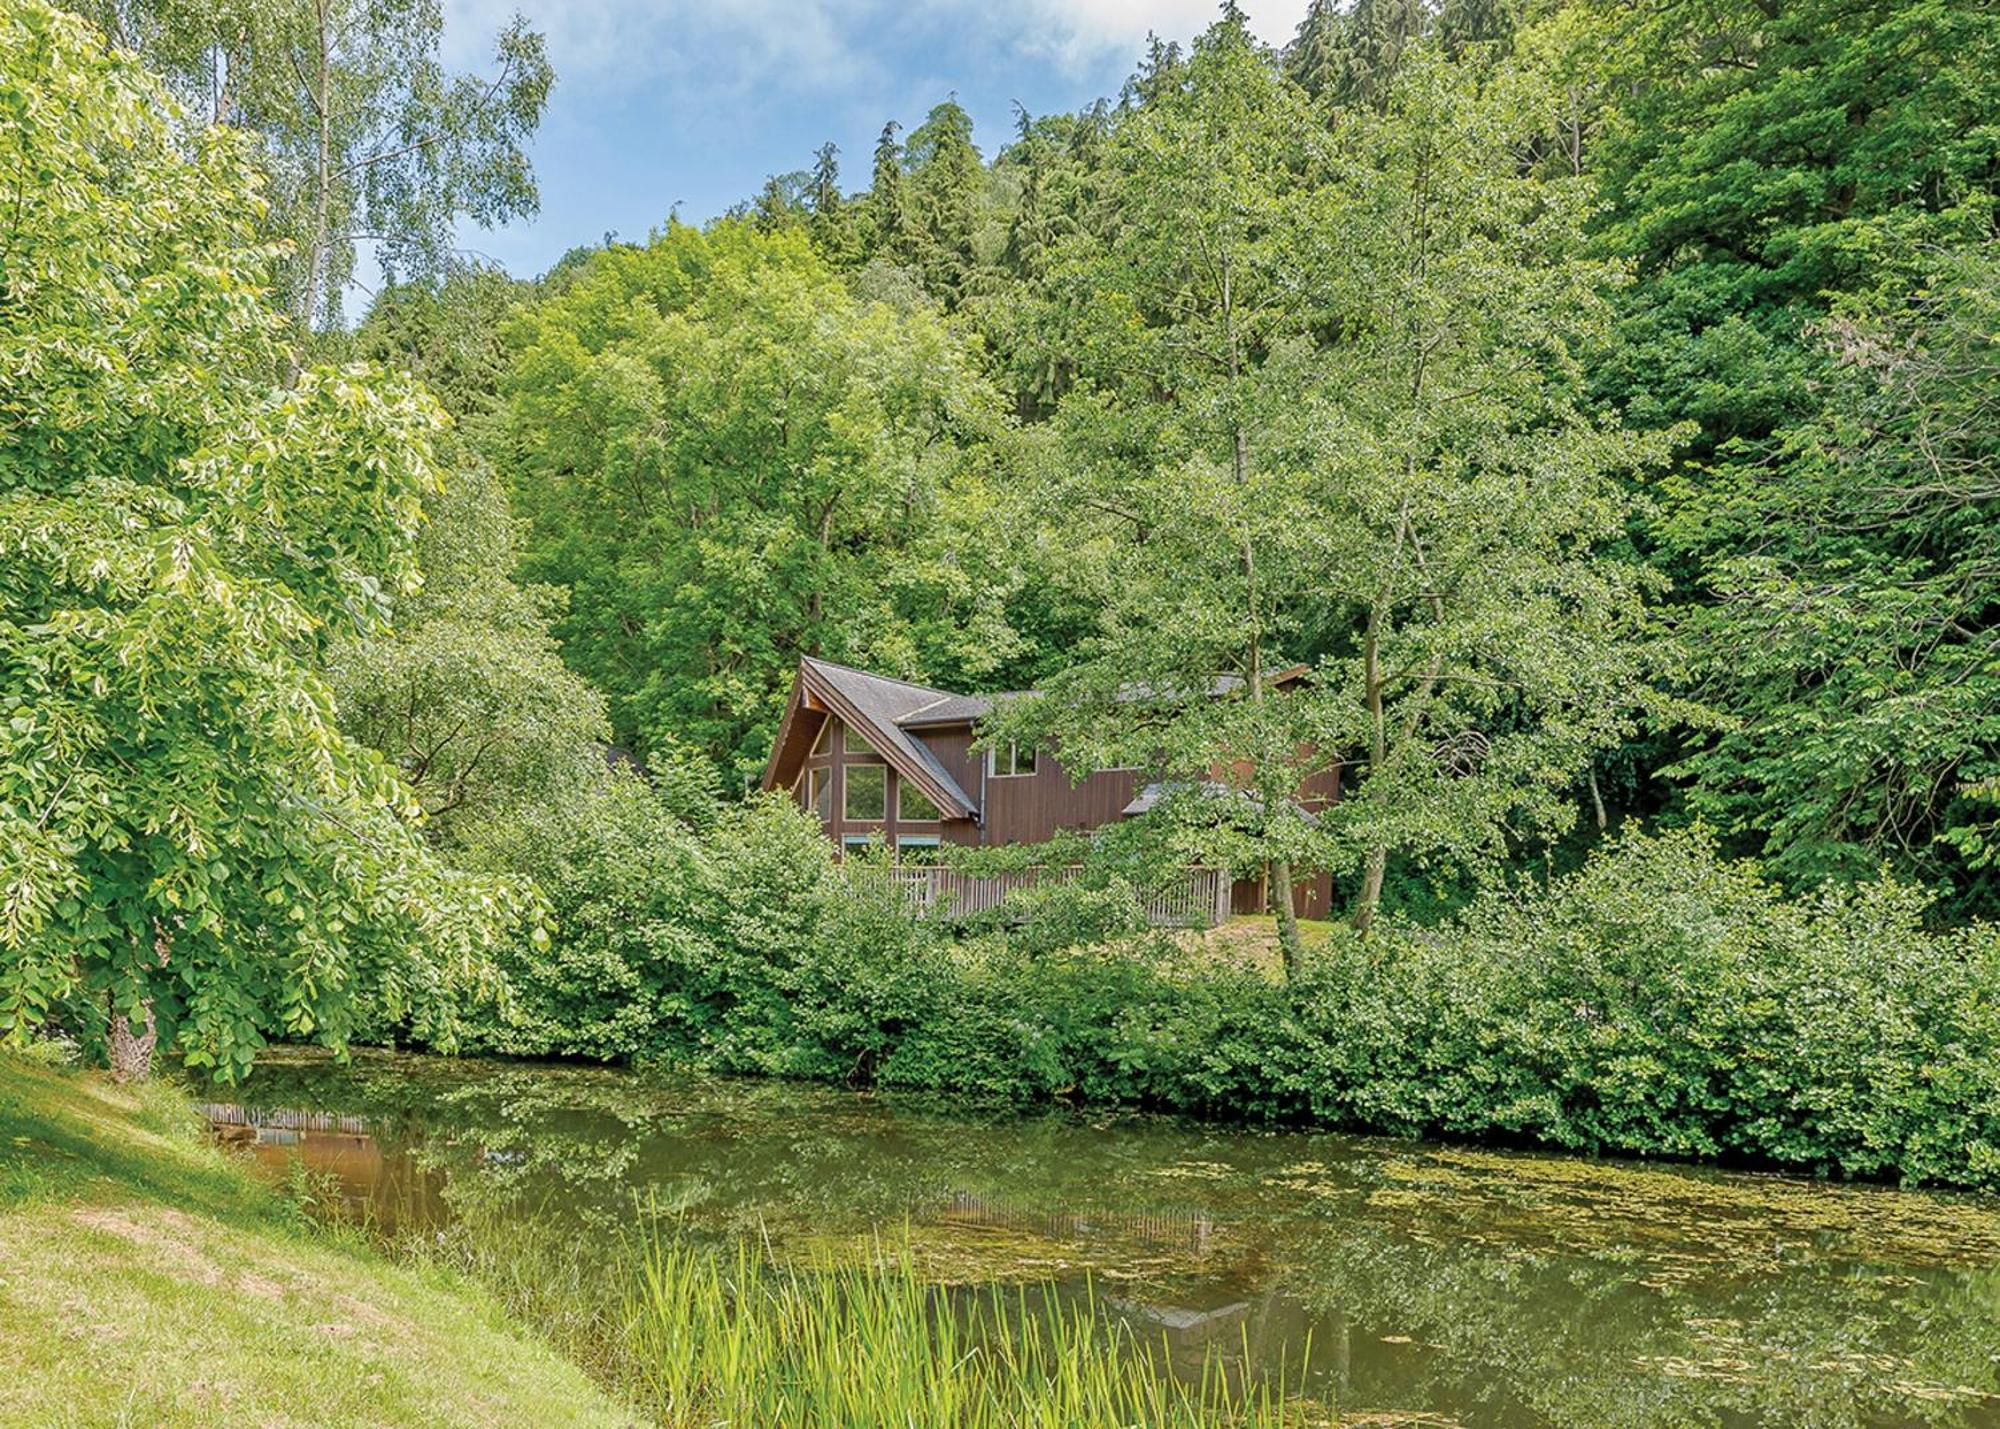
[0,1050,632,1428]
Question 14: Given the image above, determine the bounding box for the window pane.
[843,724,876,755]
[991,742,1037,777]
[844,765,885,820]
[809,768,831,820]
[896,836,941,866]
[898,778,941,821]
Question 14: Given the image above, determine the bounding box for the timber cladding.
[759,656,1338,879]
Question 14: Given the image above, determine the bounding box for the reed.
[623,1233,1329,1427]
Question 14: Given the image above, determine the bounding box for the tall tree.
[339,270,612,846]
[1300,46,1679,930]
[1665,245,2000,912]
[994,16,1331,972]
[1587,0,2000,904]
[496,223,1035,783]
[903,98,985,304]
[0,3,529,1080]
[867,120,911,262]
[806,141,863,265]
[64,0,552,332]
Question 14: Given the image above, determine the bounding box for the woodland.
[3,0,2000,1186]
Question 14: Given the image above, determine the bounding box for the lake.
[200,1048,2000,1427]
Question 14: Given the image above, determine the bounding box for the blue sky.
[435,0,1312,280]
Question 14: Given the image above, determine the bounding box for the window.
[843,764,885,820]
[841,834,880,860]
[843,724,877,756]
[989,742,1038,777]
[897,778,942,822]
[807,767,831,821]
[896,835,941,866]
[811,719,833,755]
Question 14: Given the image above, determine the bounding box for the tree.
[1006,26,1676,946]
[1283,0,1346,99]
[1296,48,1679,931]
[1665,244,2000,913]
[0,2,532,1079]
[867,120,911,261]
[340,268,612,846]
[991,17,1332,974]
[903,98,985,304]
[806,141,863,266]
[495,223,1040,784]
[325,461,612,846]
[64,0,552,332]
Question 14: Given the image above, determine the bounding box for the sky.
[434,0,1314,280]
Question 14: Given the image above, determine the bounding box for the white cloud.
[442,0,892,98]
[918,0,1313,73]
[443,0,1312,93]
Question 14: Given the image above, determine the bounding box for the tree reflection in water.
[201,1049,2000,1427]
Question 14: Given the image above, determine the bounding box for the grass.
[0,1049,633,1428]
[394,1203,1333,1427]
[2,1047,1332,1426]
[622,1235,1330,1427]
[1172,914,1341,980]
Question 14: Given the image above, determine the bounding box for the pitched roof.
[759,658,982,819]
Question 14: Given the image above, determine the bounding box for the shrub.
[464,787,2000,1188]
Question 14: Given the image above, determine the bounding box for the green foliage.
[622,1236,1321,1426]
[464,777,947,1076]
[0,1,530,1076]
[326,459,612,844]
[467,753,2000,1187]
[1665,247,2000,911]
[495,222,1073,781]
[61,0,554,329]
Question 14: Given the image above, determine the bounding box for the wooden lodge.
[759,657,1338,923]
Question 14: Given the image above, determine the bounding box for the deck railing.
[856,864,1229,929]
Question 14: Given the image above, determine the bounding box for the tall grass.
[625,1234,1328,1427]
[380,1194,1331,1425]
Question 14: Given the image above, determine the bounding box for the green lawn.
[0,1050,633,1428]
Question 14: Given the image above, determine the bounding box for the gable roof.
[760,658,981,820]
[758,658,1320,820]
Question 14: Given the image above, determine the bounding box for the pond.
[200,1049,2000,1427]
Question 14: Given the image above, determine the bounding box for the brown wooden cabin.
[758,657,1338,919]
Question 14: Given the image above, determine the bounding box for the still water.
[202,1048,2000,1427]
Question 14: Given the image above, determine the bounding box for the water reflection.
[201,1049,2000,1427]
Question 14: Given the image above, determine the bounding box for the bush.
[463,788,2000,1189]
[462,776,949,1078]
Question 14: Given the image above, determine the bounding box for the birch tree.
[66,0,551,332]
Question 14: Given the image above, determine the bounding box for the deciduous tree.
[0,2,531,1079]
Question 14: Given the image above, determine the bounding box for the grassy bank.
[0,1050,632,1428]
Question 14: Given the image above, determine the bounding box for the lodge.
[760,656,1340,918]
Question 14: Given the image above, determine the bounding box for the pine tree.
[867,121,911,261]
[905,98,983,304]
[1284,0,1347,99]
[807,142,862,266]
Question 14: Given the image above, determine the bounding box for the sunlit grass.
[624,1234,1329,1427]
[393,1201,1332,1426]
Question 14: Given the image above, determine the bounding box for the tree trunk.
[106,993,158,1083]
[1271,856,1305,981]
[1353,606,1390,933]
[106,924,170,1083]
[295,0,334,349]
[1353,846,1388,935]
